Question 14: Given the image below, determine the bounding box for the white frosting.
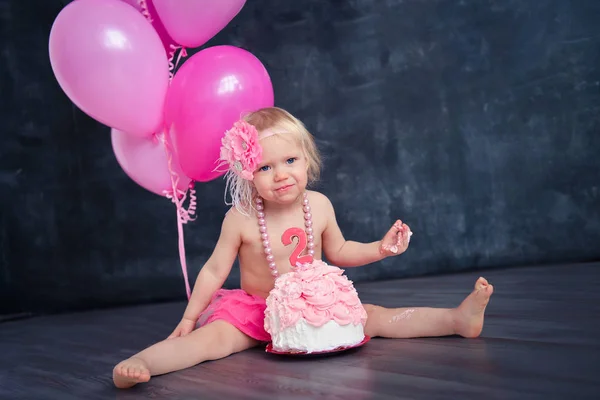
[269,316,365,353]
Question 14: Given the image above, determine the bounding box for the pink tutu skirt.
[197,289,270,342]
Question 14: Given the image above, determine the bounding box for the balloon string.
[168,46,188,82]
[164,43,190,298]
[137,0,153,23]
[163,141,197,225]
[175,204,191,300]
[136,0,188,81]
[161,131,196,300]
[137,0,192,298]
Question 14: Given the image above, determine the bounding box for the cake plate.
[265,335,370,357]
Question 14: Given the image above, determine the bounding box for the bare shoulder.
[224,206,254,225]
[223,207,240,225]
[224,206,257,243]
[222,207,252,233]
[306,190,335,212]
[307,191,340,240]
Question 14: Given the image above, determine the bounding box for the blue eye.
[286,158,296,164]
[259,165,270,172]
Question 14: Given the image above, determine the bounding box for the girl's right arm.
[168,209,242,338]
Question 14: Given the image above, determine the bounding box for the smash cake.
[264,260,368,353]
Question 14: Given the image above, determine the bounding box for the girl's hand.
[379,219,412,257]
[167,317,196,339]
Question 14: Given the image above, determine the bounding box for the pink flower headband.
[218,120,270,180]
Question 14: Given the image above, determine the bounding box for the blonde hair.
[223,107,321,216]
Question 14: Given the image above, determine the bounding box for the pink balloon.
[153,0,246,48]
[118,0,176,52]
[49,0,169,137]
[111,129,191,196]
[164,45,274,182]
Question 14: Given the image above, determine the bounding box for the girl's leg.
[364,277,494,339]
[113,320,259,389]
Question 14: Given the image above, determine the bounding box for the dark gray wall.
[1,0,599,317]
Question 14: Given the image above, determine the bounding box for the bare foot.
[113,357,151,389]
[453,277,494,338]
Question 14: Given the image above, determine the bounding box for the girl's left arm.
[320,195,383,267]
[320,194,411,267]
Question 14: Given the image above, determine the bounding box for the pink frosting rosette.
[265,260,368,335]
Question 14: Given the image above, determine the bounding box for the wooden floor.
[1,262,599,399]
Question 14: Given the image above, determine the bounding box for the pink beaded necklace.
[255,192,314,278]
